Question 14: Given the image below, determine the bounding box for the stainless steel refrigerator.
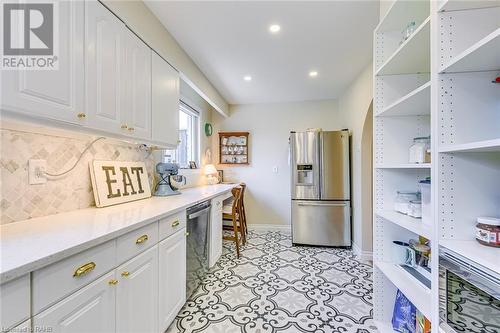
[290,130,351,247]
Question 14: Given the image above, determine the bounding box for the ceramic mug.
[392,241,416,267]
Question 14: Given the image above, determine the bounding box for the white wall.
[212,100,342,226]
[102,0,229,116]
[379,0,394,20]
[338,63,373,255]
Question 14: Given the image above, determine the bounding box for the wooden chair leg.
[232,216,240,258]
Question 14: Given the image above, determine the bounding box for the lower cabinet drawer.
[33,271,116,333]
[116,221,158,264]
[159,210,186,240]
[32,240,116,314]
[0,274,30,330]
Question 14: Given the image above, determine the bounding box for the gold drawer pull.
[128,127,135,132]
[171,220,180,227]
[77,112,86,119]
[121,271,130,277]
[136,234,149,244]
[108,279,119,285]
[121,124,128,129]
[73,262,96,277]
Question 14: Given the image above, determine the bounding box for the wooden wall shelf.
[219,132,249,165]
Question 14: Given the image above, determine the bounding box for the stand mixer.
[154,162,186,196]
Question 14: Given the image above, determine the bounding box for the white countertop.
[0,184,235,284]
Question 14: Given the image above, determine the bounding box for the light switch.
[29,159,47,184]
[273,166,278,174]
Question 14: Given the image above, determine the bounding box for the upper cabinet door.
[85,1,126,134]
[116,246,158,333]
[152,52,180,147]
[1,1,85,125]
[33,272,116,333]
[124,32,152,140]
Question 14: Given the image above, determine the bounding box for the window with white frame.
[164,102,200,168]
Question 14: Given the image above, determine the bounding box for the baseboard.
[247,223,291,232]
[352,242,373,262]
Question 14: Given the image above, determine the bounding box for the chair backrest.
[239,183,246,206]
[231,187,242,216]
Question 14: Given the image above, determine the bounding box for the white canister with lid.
[409,136,430,164]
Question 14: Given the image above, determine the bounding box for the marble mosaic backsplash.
[0,128,157,224]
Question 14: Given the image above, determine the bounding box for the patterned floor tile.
[167,230,377,333]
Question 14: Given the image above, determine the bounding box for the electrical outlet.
[29,159,47,185]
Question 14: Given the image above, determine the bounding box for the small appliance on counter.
[154,162,186,196]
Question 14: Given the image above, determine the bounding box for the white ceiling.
[145,1,379,105]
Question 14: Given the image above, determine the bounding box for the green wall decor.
[204,123,213,137]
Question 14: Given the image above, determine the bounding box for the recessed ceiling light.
[243,75,252,81]
[269,24,281,33]
[309,71,318,77]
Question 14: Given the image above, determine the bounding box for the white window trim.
[179,100,200,169]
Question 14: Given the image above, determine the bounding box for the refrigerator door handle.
[297,202,348,207]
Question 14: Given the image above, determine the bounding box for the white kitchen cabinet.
[33,271,117,333]
[116,246,158,333]
[85,0,126,135]
[0,275,30,331]
[209,195,224,267]
[124,32,152,140]
[152,52,180,146]
[1,1,85,125]
[158,229,186,332]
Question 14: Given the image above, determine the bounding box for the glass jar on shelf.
[409,136,430,164]
[394,191,420,215]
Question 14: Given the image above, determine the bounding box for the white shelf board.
[439,139,500,152]
[440,239,500,274]
[376,17,430,76]
[439,0,500,12]
[377,82,430,117]
[374,320,396,333]
[440,28,500,73]
[375,163,431,169]
[375,261,432,319]
[376,0,429,33]
[377,210,432,239]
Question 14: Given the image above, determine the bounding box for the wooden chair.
[238,183,248,235]
[223,187,245,258]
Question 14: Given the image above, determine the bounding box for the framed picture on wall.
[189,161,197,169]
[217,169,224,182]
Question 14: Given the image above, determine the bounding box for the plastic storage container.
[419,179,431,226]
[409,136,431,164]
[395,191,420,215]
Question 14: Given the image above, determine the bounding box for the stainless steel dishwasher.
[186,201,211,298]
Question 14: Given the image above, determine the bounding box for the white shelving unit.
[376,210,432,239]
[374,1,500,332]
[434,4,500,331]
[373,0,433,330]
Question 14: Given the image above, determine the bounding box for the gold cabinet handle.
[73,262,96,277]
[121,271,130,277]
[128,127,135,132]
[77,112,86,119]
[121,124,128,129]
[171,220,180,227]
[108,279,119,285]
[136,234,149,244]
